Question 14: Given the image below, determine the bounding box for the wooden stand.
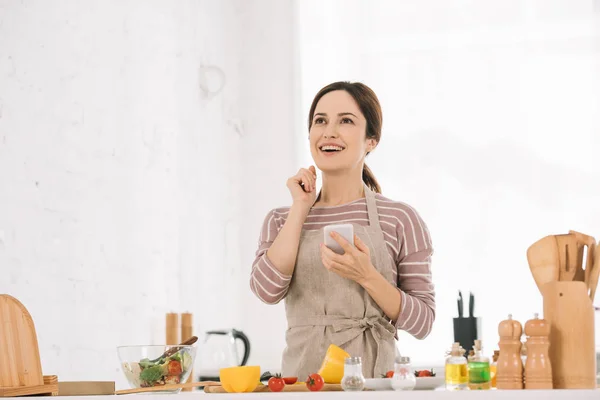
[0,294,58,397]
[542,281,596,389]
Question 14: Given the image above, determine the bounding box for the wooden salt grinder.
[496,314,523,389]
[523,313,552,389]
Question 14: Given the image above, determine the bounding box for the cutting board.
[204,383,344,393]
[0,295,58,397]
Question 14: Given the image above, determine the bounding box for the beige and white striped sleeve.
[249,210,293,304]
[394,205,435,339]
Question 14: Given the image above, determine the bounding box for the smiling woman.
[249,81,435,380]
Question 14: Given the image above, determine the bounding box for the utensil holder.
[542,281,596,389]
[453,317,481,356]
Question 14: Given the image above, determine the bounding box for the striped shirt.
[250,194,435,340]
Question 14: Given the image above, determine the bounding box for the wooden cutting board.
[204,383,344,393]
[0,295,58,397]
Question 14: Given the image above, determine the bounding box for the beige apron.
[281,184,397,379]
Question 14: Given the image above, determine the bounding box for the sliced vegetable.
[283,377,297,384]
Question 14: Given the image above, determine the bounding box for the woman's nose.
[324,125,338,138]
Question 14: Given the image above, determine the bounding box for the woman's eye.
[314,117,325,124]
[341,118,353,124]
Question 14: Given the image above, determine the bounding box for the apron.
[281,183,397,379]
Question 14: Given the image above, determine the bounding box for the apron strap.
[364,184,383,236]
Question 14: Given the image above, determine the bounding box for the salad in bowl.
[118,344,196,393]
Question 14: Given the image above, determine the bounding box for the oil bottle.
[445,342,468,390]
[468,339,491,390]
[490,350,499,388]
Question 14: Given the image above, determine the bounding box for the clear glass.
[117,345,197,393]
[391,357,416,391]
[341,357,365,391]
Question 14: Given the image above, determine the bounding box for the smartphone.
[324,223,355,255]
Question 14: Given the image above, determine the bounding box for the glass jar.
[391,356,416,391]
[341,357,365,391]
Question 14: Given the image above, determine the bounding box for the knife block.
[542,281,596,389]
[0,294,58,397]
[453,317,481,356]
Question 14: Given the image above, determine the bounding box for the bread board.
[0,294,58,397]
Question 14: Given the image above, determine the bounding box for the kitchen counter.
[7,390,600,399]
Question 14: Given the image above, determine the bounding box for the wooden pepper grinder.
[523,313,552,389]
[496,314,523,389]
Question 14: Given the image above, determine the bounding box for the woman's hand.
[320,232,377,285]
[287,166,317,210]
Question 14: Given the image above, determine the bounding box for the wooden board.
[58,381,115,396]
[204,383,344,393]
[0,376,57,397]
[0,295,54,397]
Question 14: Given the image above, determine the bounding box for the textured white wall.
[0,0,297,388]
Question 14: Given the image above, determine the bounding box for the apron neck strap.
[364,183,381,228]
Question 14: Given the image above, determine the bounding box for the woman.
[250,81,435,379]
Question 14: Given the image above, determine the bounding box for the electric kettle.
[197,329,251,381]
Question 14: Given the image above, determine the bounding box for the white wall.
[0,0,297,388]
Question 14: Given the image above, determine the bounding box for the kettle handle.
[232,329,251,366]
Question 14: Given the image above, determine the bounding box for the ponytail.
[362,164,381,194]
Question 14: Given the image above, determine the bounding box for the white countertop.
[8,389,600,399]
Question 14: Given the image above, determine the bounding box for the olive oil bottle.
[445,342,468,390]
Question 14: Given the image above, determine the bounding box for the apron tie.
[287,315,396,375]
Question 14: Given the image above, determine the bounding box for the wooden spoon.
[527,235,560,293]
[149,335,198,363]
[115,380,220,395]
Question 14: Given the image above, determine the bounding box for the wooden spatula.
[568,230,596,285]
[555,233,580,281]
[587,243,600,302]
[527,235,560,293]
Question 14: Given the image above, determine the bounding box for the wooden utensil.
[527,235,560,292]
[542,281,596,389]
[115,381,220,395]
[204,383,345,393]
[555,234,580,281]
[149,335,198,363]
[587,243,600,302]
[0,295,58,397]
[568,230,596,285]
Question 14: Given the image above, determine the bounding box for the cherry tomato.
[306,373,324,391]
[385,370,394,378]
[268,376,285,392]
[283,377,298,384]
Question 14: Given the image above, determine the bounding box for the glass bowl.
[117,345,197,393]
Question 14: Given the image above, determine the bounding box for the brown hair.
[308,81,382,193]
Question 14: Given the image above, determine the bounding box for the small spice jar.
[341,357,365,391]
[391,356,416,391]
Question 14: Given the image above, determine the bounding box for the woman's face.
[309,90,376,174]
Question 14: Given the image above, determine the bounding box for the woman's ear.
[367,139,377,152]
